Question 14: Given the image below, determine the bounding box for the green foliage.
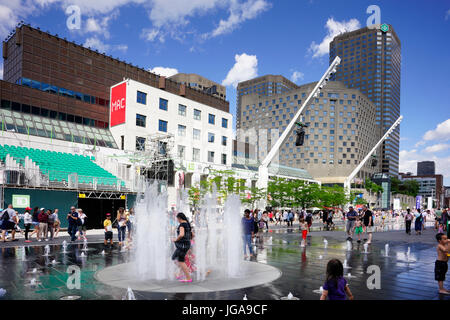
[391,177,419,197]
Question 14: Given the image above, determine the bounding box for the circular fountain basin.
[95,261,281,293]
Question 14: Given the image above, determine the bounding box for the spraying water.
[384,243,389,257]
[43,245,50,256]
[346,241,352,251]
[363,243,368,254]
[134,182,244,281]
[323,239,328,248]
[62,240,68,253]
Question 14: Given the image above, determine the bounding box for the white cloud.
[149,66,179,77]
[222,53,258,88]
[83,37,128,53]
[309,17,361,58]
[141,28,164,42]
[446,9,450,20]
[291,70,304,83]
[423,119,450,142]
[0,62,3,80]
[84,11,119,38]
[424,143,450,153]
[206,0,271,38]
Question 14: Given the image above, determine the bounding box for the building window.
[193,148,200,161]
[158,120,167,132]
[208,151,215,163]
[136,114,146,127]
[136,136,146,151]
[177,145,185,159]
[178,124,186,137]
[193,128,201,140]
[222,118,228,128]
[159,98,168,111]
[137,91,147,104]
[208,132,215,143]
[222,136,227,146]
[178,104,186,116]
[194,109,201,120]
[221,153,227,165]
[208,113,215,125]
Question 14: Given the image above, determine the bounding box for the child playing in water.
[299,218,308,247]
[354,216,363,243]
[320,259,354,300]
[435,233,450,295]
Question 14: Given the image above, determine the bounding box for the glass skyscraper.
[329,24,401,177]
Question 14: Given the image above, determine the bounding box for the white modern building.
[109,79,234,205]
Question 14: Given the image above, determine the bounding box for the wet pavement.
[0,225,448,300]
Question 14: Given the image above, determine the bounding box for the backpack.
[2,210,10,222]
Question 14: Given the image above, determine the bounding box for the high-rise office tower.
[417,161,435,176]
[329,24,401,177]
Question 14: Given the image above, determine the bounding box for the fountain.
[346,240,352,251]
[384,243,389,257]
[243,294,248,300]
[100,250,105,256]
[363,243,369,254]
[280,292,300,300]
[80,252,86,258]
[51,259,57,265]
[82,240,89,251]
[313,286,324,294]
[95,182,281,293]
[62,240,68,253]
[318,255,323,259]
[267,237,273,245]
[123,287,136,300]
[323,239,328,248]
[43,245,50,256]
[20,247,27,261]
[343,259,352,269]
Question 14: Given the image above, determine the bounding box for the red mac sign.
[110,82,127,127]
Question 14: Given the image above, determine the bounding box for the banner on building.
[110,82,127,127]
[12,194,30,208]
[393,198,401,210]
[427,197,433,210]
[415,196,422,210]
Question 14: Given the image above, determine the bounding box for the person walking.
[29,207,40,241]
[414,209,423,235]
[405,208,413,235]
[23,207,32,243]
[67,206,79,242]
[362,205,374,244]
[46,209,55,240]
[127,208,135,241]
[1,204,18,242]
[37,208,48,242]
[242,209,254,259]
[53,209,60,237]
[171,212,193,283]
[116,207,127,246]
[346,206,357,240]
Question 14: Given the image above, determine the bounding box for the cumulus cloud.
[149,66,179,77]
[206,0,271,38]
[84,12,119,38]
[309,17,361,58]
[291,71,304,83]
[141,28,164,42]
[424,143,450,153]
[423,119,450,142]
[222,53,258,88]
[83,37,128,53]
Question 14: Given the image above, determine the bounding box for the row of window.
[19,78,109,107]
[135,138,227,165]
[136,91,229,128]
[1,99,109,128]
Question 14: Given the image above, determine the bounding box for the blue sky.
[0,0,449,183]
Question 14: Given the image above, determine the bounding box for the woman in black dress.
[172,212,193,282]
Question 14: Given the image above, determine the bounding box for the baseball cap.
[25,207,32,211]
[106,213,111,217]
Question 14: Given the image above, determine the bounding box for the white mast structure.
[257,56,342,189]
[343,115,403,195]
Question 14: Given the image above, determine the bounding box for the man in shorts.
[1,204,18,242]
[362,205,374,244]
[346,206,357,240]
[104,213,113,246]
